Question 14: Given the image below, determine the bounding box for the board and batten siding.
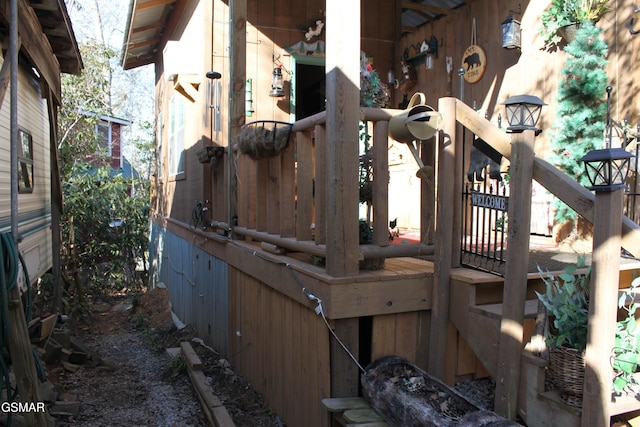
[0,56,52,284]
[148,222,229,355]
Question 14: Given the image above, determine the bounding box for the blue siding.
[149,223,229,355]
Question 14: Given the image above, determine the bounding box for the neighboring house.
[0,0,82,289]
[122,1,640,426]
[86,113,139,181]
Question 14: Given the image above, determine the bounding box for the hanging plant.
[360,52,390,108]
[540,0,609,48]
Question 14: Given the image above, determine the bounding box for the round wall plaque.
[461,45,486,84]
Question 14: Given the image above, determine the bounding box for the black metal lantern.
[501,14,521,49]
[501,95,546,133]
[580,147,632,191]
[269,67,285,97]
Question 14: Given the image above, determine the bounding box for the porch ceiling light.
[501,94,546,134]
[580,147,632,192]
[269,67,285,97]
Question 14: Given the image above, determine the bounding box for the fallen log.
[361,356,519,427]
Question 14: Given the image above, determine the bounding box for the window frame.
[168,94,185,179]
[17,128,34,193]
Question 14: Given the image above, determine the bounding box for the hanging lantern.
[269,67,285,97]
[501,14,521,49]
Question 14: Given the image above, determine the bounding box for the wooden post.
[421,137,436,244]
[581,189,623,427]
[228,0,246,235]
[429,97,456,378]
[325,0,360,276]
[494,130,535,419]
[330,318,360,397]
[372,120,389,248]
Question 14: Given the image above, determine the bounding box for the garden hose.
[1,232,19,425]
[0,232,47,426]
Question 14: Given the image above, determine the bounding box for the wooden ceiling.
[121,0,470,70]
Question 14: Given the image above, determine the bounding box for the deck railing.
[232,108,434,273]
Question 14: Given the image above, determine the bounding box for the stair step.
[469,299,540,321]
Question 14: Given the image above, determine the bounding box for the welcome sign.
[471,192,508,212]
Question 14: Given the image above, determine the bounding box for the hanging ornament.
[462,19,486,84]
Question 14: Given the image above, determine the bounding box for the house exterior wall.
[0,56,52,285]
[145,1,640,425]
[149,222,229,354]
[396,0,640,236]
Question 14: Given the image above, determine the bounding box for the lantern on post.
[580,147,632,192]
[580,86,633,192]
[269,67,285,97]
[501,95,546,134]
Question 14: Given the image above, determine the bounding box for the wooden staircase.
[449,261,640,426]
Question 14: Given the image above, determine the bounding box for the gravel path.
[52,302,208,427]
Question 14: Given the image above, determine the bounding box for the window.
[18,129,33,193]
[157,113,163,181]
[96,120,112,156]
[168,95,185,176]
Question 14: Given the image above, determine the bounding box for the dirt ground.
[42,287,281,427]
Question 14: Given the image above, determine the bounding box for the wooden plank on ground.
[322,397,370,412]
[343,409,385,423]
[180,341,203,370]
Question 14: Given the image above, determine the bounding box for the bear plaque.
[462,45,486,84]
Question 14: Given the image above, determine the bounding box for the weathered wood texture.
[582,190,624,426]
[429,97,457,378]
[361,356,520,426]
[228,266,330,427]
[494,130,536,419]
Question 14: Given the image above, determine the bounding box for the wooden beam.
[330,319,360,397]
[494,130,536,420]
[401,2,451,15]
[581,189,624,426]
[229,0,246,235]
[429,97,457,378]
[325,0,360,276]
[0,0,63,102]
[136,0,176,10]
[372,120,389,247]
[0,38,20,108]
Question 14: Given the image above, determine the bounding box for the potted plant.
[536,262,590,407]
[613,276,640,398]
[540,0,609,47]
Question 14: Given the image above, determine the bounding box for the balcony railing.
[232,108,434,275]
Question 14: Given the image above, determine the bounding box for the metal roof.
[122,0,471,70]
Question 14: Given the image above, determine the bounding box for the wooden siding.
[228,266,331,427]
[398,0,640,155]
[149,223,229,355]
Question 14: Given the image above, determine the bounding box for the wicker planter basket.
[236,120,292,160]
[548,346,585,408]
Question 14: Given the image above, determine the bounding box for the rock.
[50,401,80,417]
[62,362,80,373]
[38,380,58,403]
